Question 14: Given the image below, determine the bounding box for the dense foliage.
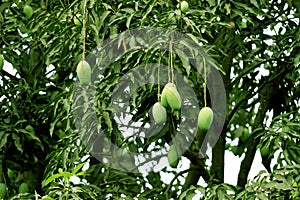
[0,0,299,199]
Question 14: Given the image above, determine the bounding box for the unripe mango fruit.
[229,21,235,30]
[160,86,169,108]
[161,83,182,110]
[168,145,179,168]
[25,125,34,133]
[152,102,167,123]
[18,182,29,193]
[240,128,249,142]
[260,146,269,157]
[198,107,213,131]
[0,183,7,198]
[23,5,33,19]
[180,1,189,13]
[76,60,91,84]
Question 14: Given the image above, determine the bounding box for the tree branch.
[211,129,226,182]
[181,124,213,190]
[237,65,292,187]
[165,168,190,198]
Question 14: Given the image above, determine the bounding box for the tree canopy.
[0,0,299,199]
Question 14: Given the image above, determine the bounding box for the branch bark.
[237,88,271,187]
[211,129,226,182]
[237,65,292,187]
[181,128,212,191]
[210,42,236,183]
[182,149,210,191]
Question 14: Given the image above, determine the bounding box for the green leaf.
[102,111,112,131]
[185,193,196,200]
[250,0,259,8]
[235,2,258,15]
[179,186,197,200]
[207,0,216,7]
[122,8,135,14]
[41,196,55,200]
[76,171,85,176]
[0,131,8,150]
[99,10,111,29]
[43,172,72,187]
[186,33,199,44]
[294,52,300,67]
[10,98,20,118]
[12,133,23,153]
[126,13,134,28]
[71,162,86,175]
[19,129,41,143]
[224,3,231,15]
[175,49,191,76]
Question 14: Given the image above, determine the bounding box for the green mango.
[76,60,91,84]
[161,85,169,108]
[240,128,249,142]
[197,107,213,131]
[168,145,179,168]
[161,83,182,110]
[7,169,15,180]
[229,21,235,30]
[18,182,29,193]
[260,146,269,157]
[166,86,182,110]
[152,102,167,123]
[180,1,189,13]
[23,5,33,19]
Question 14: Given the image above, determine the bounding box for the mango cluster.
[152,83,182,124]
[151,83,182,168]
[151,82,214,168]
